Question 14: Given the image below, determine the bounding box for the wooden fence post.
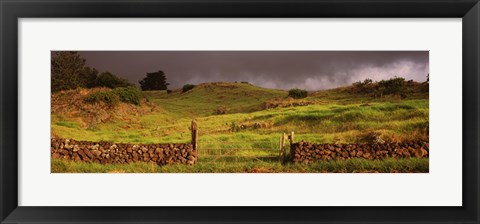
[287,131,294,163]
[278,135,283,163]
[290,131,294,145]
[279,132,286,163]
[191,119,198,163]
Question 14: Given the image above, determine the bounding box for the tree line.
[51,51,171,92]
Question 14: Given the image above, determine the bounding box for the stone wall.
[51,138,197,165]
[290,141,429,163]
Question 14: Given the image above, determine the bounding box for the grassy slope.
[52,82,428,145]
[51,82,429,173]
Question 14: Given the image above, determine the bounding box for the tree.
[139,70,170,91]
[81,67,99,88]
[51,51,87,92]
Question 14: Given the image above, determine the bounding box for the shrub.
[112,86,142,105]
[351,78,375,94]
[214,105,229,115]
[182,84,195,93]
[288,88,308,99]
[95,72,133,89]
[85,87,142,105]
[166,90,172,94]
[376,77,407,97]
[85,90,120,105]
[229,122,240,132]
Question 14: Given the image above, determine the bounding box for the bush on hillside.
[288,88,308,99]
[377,77,406,95]
[85,90,120,106]
[349,77,412,99]
[182,84,196,93]
[351,78,375,94]
[95,72,133,89]
[112,86,142,105]
[373,77,408,98]
[229,121,241,132]
[85,87,142,105]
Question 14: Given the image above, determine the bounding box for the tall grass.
[52,158,428,173]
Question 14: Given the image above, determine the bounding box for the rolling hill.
[51,81,428,146]
[51,81,429,173]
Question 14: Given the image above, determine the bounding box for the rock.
[415,147,428,158]
[83,148,94,159]
[357,151,363,157]
[110,144,118,152]
[92,150,102,157]
[52,152,61,159]
[132,145,140,151]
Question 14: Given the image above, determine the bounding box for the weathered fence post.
[279,134,283,162]
[289,131,294,146]
[191,119,198,163]
[288,131,294,163]
[279,132,286,163]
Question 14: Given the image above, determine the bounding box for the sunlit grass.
[51,83,429,173]
[52,157,429,173]
[53,98,428,145]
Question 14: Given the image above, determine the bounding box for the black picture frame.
[1,0,479,223]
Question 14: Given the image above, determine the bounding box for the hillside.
[51,88,156,136]
[51,81,429,146]
[142,82,287,117]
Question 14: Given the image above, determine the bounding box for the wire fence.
[189,120,294,164]
[197,140,281,163]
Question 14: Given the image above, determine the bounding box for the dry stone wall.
[51,138,197,165]
[291,141,429,164]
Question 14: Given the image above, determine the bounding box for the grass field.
[52,158,428,173]
[51,82,429,173]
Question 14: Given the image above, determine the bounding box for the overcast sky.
[78,51,429,91]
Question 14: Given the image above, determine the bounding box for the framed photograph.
[1,0,479,223]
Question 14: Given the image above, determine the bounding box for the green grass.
[53,100,428,145]
[52,158,429,173]
[51,82,429,173]
[55,121,80,129]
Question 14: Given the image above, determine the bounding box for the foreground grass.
[52,158,429,173]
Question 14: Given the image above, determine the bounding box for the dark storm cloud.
[78,51,429,91]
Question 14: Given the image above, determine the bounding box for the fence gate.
[190,120,294,164]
